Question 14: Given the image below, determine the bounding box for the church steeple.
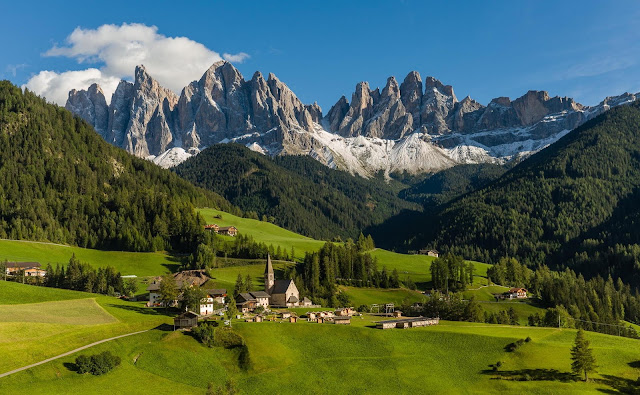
[265,254,275,294]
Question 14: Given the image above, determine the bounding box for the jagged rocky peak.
[325,95,349,132]
[400,71,423,123]
[66,83,109,137]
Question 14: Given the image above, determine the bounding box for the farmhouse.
[264,255,304,307]
[236,293,258,313]
[375,317,440,330]
[218,226,238,236]
[5,262,41,275]
[204,289,227,304]
[204,224,219,232]
[335,307,355,316]
[146,270,212,307]
[174,311,199,330]
[507,288,528,299]
[24,267,47,277]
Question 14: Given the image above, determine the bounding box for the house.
[375,317,440,330]
[335,307,355,317]
[174,311,199,330]
[301,297,313,307]
[249,291,271,309]
[146,270,212,307]
[5,262,41,275]
[333,316,351,325]
[24,267,47,277]
[236,293,258,313]
[264,255,301,307]
[204,289,227,304]
[218,226,238,236]
[507,288,528,299]
[204,224,219,232]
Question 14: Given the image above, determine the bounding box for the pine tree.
[571,329,597,381]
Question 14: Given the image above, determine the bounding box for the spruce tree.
[571,329,597,381]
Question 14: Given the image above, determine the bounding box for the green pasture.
[1,317,639,394]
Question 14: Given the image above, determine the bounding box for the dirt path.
[0,329,150,379]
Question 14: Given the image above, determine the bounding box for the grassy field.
[0,281,171,373]
[339,285,425,307]
[1,316,639,394]
[0,239,180,277]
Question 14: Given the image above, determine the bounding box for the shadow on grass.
[628,361,640,369]
[482,368,578,382]
[595,374,640,394]
[63,362,77,372]
[106,304,178,317]
[153,323,175,332]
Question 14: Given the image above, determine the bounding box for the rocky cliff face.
[66,62,639,176]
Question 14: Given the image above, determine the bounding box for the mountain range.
[66,61,639,177]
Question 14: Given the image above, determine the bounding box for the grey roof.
[250,291,271,299]
[374,316,434,324]
[7,262,40,269]
[288,295,299,303]
[176,311,199,319]
[272,279,294,294]
[333,316,351,320]
[147,282,161,291]
[302,297,312,303]
[236,293,256,302]
[206,289,227,296]
[265,254,274,275]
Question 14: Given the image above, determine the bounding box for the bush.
[525,336,532,343]
[75,351,121,375]
[193,322,216,347]
[356,304,369,313]
[214,327,244,349]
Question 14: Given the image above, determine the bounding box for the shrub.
[75,351,120,375]
[214,327,244,349]
[193,322,217,347]
[525,336,532,343]
[356,304,369,312]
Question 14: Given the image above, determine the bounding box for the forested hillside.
[419,101,640,285]
[174,144,418,240]
[399,163,507,205]
[0,81,234,252]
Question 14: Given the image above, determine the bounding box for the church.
[264,254,301,307]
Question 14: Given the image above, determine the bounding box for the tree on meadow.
[571,329,597,381]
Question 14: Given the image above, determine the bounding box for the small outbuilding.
[174,311,199,330]
[289,316,298,323]
[333,316,351,325]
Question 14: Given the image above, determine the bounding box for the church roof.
[272,279,294,294]
[265,254,274,275]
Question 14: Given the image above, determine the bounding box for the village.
[142,254,442,332]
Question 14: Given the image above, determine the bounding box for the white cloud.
[25,69,121,106]
[223,52,250,63]
[25,23,249,105]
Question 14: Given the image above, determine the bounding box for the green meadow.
[1,312,639,394]
[0,281,170,373]
[0,239,179,277]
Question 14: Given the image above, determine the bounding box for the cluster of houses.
[4,262,46,277]
[151,255,314,321]
[494,287,528,300]
[204,224,238,237]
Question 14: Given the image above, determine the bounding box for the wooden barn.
[174,312,199,330]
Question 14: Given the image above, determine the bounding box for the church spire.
[265,254,275,294]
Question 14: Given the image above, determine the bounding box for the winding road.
[0,329,150,379]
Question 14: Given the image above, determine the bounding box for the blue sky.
[1,0,639,111]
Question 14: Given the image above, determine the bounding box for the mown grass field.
[0,281,171,373]
[1,316,639,394]
[0,239,180,277]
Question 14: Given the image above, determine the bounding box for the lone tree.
[159,273,178,308]
[571,329,597,381]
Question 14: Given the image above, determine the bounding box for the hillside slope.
[420,101,640,283]
[0,81,233,252]
[176,144,418,240]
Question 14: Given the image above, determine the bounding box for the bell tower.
[265,254,275,294]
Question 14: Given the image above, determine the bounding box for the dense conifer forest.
[0,81,234,252]
[174,144,418,240]
[404,102,640,286]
